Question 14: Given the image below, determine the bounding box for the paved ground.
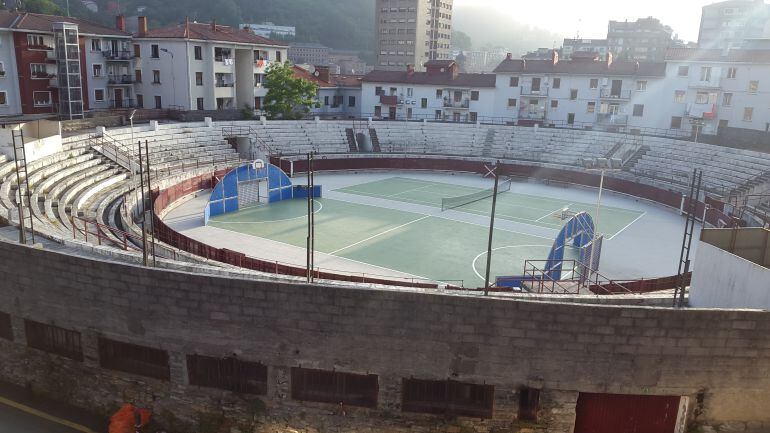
[0,402,83,433]
[165,171,691,286]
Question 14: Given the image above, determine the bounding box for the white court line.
[536,203,574,222]
[329,215,431,255]
[387,183,437,198]
[470,245,551,282]
[607,211,647,241]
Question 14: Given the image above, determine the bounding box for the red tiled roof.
[424,60,456,68]
[137,21,287,46]
[665,48,770,63]
[0,10,130,36]
[362,70,496,87]
[331,75,363,88]
[292,65,335,88]
[493,58,666,77]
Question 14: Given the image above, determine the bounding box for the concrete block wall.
[0,239,769,432]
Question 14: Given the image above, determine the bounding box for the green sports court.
[206,175,645,287]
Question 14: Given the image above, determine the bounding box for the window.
[421,98,428,108]
[470,91,479,101]
[133,44,141,58]
[94,89,104,102]
[723,93,733,106]
[570,89,578,100]
[633,104,644,117]
[324,96,329,106]
[136,94,143,108]
[152,70,161,84]
[375,86,383,96]
[374,106,382,117]
[587,101,596,113]
[749,80,759,93]
[195,72,203,86]
[552,78,561,89]
[151,44,159,58]
[551,100,559,109]
[187,354,267,395]
[0,61,5,77]
[567,113,575,125]
[435,110,442,120]
[0,311,12,341]
[518,387,540,421]
[589,78,599,89]
[332,95,343,108]
[276,51,282,62]
[677,66,689,77]
[0,92,6,106]
[700,67,712,82]
[30,63,47,78]
[98,337,170,380]
[32,91,52,107]
[291,367,378,408]
[92,64,102,77]
[695,92,709,104]
[674,90,686,103]
[407,88,413,97]
[744,107,754,122]
[134,70,142,83]
[470,112,477,123]
[348,96,356,107]
[671,116,683,129]
[154,95,162,109]
[194,45,202,60]
[401,378,494,418]
[636,80,647,91]
[27,34,45,48]
[24,319,82,361]
[91,39,101,51]
[727,67,737,79]
[436,89,443,98]
[507,98,517,107]
[509,77,519,87]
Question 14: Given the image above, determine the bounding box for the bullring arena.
[0,118,769,433]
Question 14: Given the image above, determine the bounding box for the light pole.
[160,48,176,108]
[583,159,622,288]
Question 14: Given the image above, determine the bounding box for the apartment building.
[659,48,770,136]
[0,11,133,119]
[607,17,674,61]
[241,22,296,39]
[493,52,667,130]
[698,0,770,50]
[132,17,287,111]
[294,65,362,118]
[562,39,609,60]
[289,43,330,66]
[362,60,495,122]
[376,0,454,71]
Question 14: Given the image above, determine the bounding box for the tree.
[263,62,319,120]
[21,0,63,14]
[452,30,473,51]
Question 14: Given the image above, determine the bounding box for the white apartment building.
[659,48,770,136]
[292,65,362,118]
[132,17,287,111]
[493,52,668,131]
[376,0,454,71]
[362,60,495,122]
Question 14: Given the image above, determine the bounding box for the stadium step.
[345,128,358,152]
[369,128,381,153]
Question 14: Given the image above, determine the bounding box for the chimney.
[116,15,126,32]
[315,65,330,83]
[522,59,527,71]
[184,16,190,38]
[551,49,559,65]
[506,52,513,60]
[406,64,415,75]
[137,16,148,37]
[606,52,613,68]
[211,19,217,31]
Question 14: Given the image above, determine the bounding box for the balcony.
[254,59,272,73]
[215,85,235,98]
[689,77,721,89]
[102,50,134,61]
[107,74,135,85]
[443,98,470,109]
[380,95,398,105]
[520,86,549,97]
[600,89,632,100]
[31,72,55,80]
[686,103,717,120]
[110,99,136,109]
[596,113,629,125]
[48,77,58,88]
[518,108,546,120]
[28,44,54,51]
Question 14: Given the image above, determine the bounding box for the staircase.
[730,170,770,198]
[345,128,358,152]
[622,145,650,171]
[89,133,139,173]
[482,128,496,157]
[369,128,381,153]
[222,125,275,156]
[603,140,624,159]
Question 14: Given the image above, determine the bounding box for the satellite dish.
[313,70,320,77]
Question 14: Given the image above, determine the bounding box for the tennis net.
[440,177,512,211]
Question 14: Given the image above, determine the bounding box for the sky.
[453,0,716,42]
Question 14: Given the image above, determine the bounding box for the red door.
[574,393,681,433]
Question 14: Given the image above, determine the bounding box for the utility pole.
[484,161,500,296]
[138,141,148,266]
[144,140,156,266]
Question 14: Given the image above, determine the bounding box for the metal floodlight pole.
[483,161,500,296]
[586,169,605,287]
[306,153,312,283]
[145,140,156,267]
[310,153,316,281]
[138,140,148,266]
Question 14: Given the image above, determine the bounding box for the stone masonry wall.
[0,240,769,433]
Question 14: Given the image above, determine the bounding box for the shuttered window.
[291,367,378,408]
[402,378,494,418]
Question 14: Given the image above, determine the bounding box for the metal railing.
[443,98,470,109]
[110,99,137,109]
[107,74,135,84]
[89,133,139,173]
[72,216,179,261]
[600,89,632,99]
[102,50,134,60]
[596,113,629,125]
[520,86,549,96]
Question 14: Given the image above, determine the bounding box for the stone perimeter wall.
[0,240,769,433]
